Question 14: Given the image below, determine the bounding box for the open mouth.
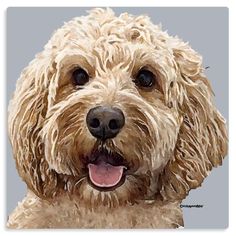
[86,148,128,191]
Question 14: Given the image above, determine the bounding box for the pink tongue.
[88,162,124,188]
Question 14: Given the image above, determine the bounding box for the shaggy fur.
[7,8,227,228]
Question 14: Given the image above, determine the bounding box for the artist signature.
[180,204,204,208]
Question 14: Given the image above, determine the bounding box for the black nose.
[86,106,125,140]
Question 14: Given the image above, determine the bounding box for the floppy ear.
[8,53,59,198]
[158,40,228,201]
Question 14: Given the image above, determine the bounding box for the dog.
[7,8,227,228]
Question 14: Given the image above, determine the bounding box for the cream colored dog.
[7,8,227,228]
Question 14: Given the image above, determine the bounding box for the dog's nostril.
[109,119,119,130]
[90,118,100,128]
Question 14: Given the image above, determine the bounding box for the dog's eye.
[72,68,89,86]
[135,69,155,88]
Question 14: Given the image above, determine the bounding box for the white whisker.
[75,176,87,187]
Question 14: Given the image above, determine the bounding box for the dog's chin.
[85,147,129,192]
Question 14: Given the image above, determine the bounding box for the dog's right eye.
[71,68,89,86]
[134,69,156,88]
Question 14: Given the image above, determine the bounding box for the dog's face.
[8,9,227,206]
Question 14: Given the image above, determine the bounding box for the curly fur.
[7,8,227,228]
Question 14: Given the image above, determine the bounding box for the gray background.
[6,7,228,228]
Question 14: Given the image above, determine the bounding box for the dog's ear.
[8,53,59,198]
[158,40,228,201]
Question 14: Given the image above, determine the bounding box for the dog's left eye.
[72,68,89,86]
[134,69,155,88]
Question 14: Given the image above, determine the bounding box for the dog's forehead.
[72,9,159,41]
[49,9,169,55]
[48,9,173,75]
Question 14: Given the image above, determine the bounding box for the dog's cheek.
[42,106,94,176]
[42,124,74,175]
[113,107,180,175]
